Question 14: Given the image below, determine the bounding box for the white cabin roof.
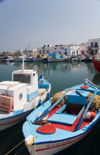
[0,81,26,90]
[12,70,37,75]
[0,81,19,86]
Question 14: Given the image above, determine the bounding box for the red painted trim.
[36,129,90,152]
[0,115,26,126]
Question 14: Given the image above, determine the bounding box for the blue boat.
[22,79,100,155]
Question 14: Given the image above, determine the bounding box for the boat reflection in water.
[92,72,100,86]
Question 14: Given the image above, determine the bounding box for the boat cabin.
[0,69,39,112]
[12,70,38,102]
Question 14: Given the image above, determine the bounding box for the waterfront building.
[66,44,80,56]
[79,43,88,55]
[37,44,81,57]
[27,49,37,57]
[87,38,100,55]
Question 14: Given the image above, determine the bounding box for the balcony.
[91,45,98,50]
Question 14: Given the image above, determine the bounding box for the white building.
[37,45,52,56]
[66,44,80,56]
[79,43,88,55]
[37,44,80,56]
[28,49,37,57]
[87,38,100,55]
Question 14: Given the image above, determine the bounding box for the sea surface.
[0,61,100,155]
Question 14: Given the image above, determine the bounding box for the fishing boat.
[43,57,67,63]
[2,56,15,62]
[92,56,100,72]
[43,53,67,63]
[23,79,100,155]
[0,58,51,132]
[33,57,43,62]
[14,48,33,62]
[14,54,24,62]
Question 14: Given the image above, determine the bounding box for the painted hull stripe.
[0,115,26,126]
[36,129,90,152]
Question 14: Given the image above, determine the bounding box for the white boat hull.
[27,130,89,155]
[0,110,31,131]
[0,85,51,132]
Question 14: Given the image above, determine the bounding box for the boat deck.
[47,107,95,132]
[38,88,46,96]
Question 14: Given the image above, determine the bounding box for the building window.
[95,42,98,47]
[72,51,75,55]
[39,50,41,54]
[43,50,45,54]
[95,50,97,53]
[91,42,93,47]
[47,50,49,53]
[91,50,94,55]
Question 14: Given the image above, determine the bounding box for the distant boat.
[43,57,67,62]
[33,57,43,62]
[83,55,92,62]
[23,79,100,155]
[24,57,33,62]
[0,57,51,131]
[15,48,33,62]
[15,56,33,62]
[14,54,24,62]
[2,56,15,62]
[92,56,100,72]
[43,53,67,63]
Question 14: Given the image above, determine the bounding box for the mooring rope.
[5,136,37,155]
[5,139,25,155]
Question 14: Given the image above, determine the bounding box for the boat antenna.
[22,53,25,72]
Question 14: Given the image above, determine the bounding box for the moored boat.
[92,56,100,72]
[22,79,100,155]
[0,58,51,131]
[2,56,15,62]
[43,53,67,63]
[33,57,43,62]
[43,57,67,63]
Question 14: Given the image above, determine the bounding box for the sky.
[0,0,100,53]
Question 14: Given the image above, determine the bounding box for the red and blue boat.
[22,79,100,155]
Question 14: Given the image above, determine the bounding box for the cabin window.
[13,74,31,84]
[19,93,23,100]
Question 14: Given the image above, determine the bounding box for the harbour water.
[0,61,100,155]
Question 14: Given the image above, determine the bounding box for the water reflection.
[1,61,89,73]
[92,72,100,87]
